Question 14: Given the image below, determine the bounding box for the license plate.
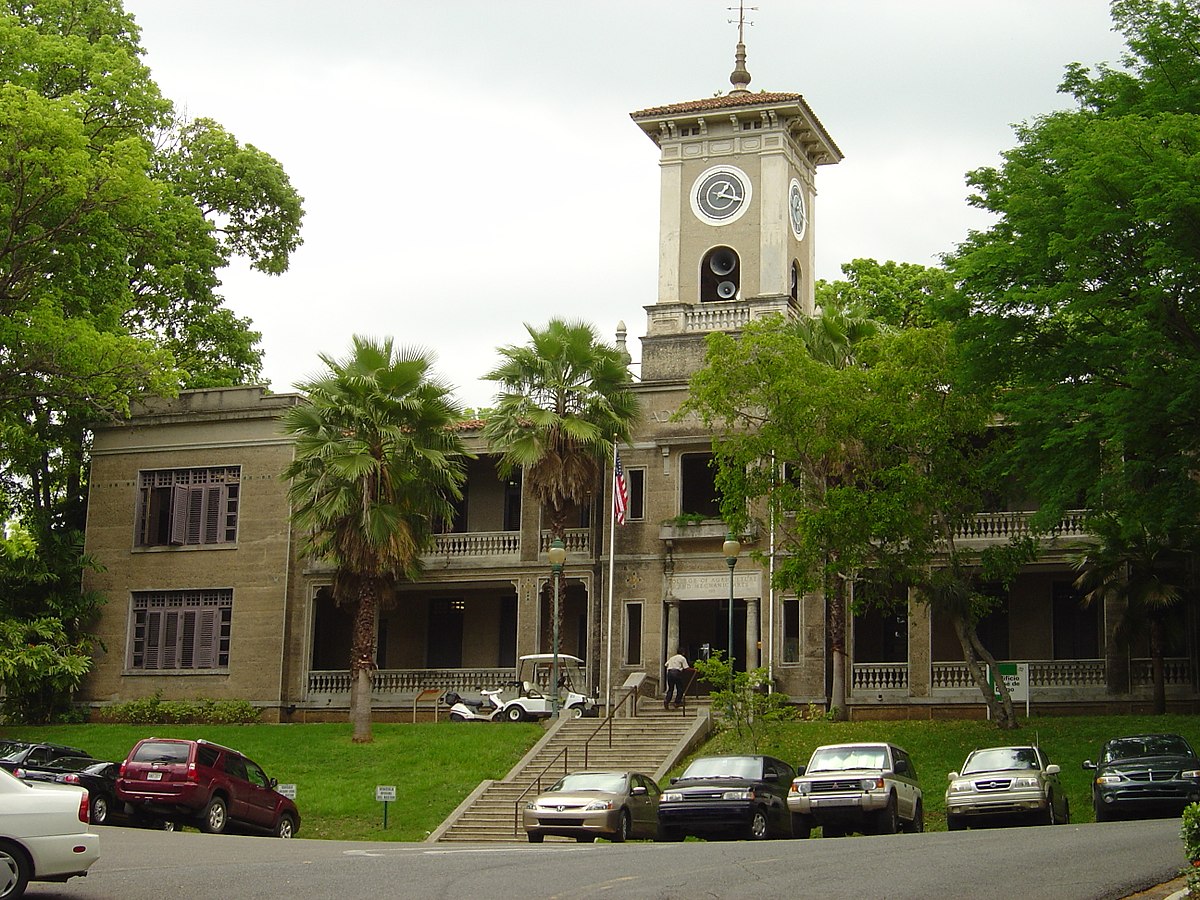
[146,771,162,781]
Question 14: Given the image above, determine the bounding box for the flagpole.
[606,440,618,715]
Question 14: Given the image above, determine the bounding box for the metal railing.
[512,746,572,836]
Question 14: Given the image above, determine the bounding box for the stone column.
[666,598,680,658]
[746,598,760,669]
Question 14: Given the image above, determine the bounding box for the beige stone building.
[79,40,1199,721]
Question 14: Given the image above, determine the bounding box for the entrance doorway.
[674,598,747,676]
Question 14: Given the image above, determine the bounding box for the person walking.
[664,650,688,709]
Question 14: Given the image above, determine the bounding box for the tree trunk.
[829,577,847,720]
[349,584,378,743]
[950,611,1017,729]
[1150,615,1166,714]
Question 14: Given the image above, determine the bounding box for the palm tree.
[484,319,638,681]
[1074,516,1192,714]
[282,336,468,743]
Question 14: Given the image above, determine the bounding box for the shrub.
[1182,803,1200,897]
[106,692,261,725]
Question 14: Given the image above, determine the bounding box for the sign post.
[988,662,1030,717]
[376,785,396,829]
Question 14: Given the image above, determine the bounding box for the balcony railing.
[306,665,590,701]
[430,531,519,558]
[951,510,1090,544]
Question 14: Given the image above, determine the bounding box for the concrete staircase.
[430,703,712,843]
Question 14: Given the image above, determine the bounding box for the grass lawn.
[0,722,543,841]
[5,713,1199,840]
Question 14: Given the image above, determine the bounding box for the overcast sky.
[122,1,1129,410]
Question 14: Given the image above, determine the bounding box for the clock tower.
[630,25,842,381]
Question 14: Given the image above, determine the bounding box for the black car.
[657,754,795,841]
[0,740,90,775]
[1084,733,1200,822]
[17,756,121,826]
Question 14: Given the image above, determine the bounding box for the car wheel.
[275,813,296,839]
[91,794,109,826]
[201,796,228,834]
[527,831,544,843]
[747,808,770,840]
[612,810,630,843]
[946,814,966,831]
[904,799,924,834]
[790,813,813,839]
[875,794,899,835]
[505,705,525,723]
[0,840,30,900]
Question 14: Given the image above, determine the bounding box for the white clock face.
[690,165,752,225]
[789,178,807,241]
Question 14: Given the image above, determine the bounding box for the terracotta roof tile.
[630,91,805,118]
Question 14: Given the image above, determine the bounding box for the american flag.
[613,450,629,526]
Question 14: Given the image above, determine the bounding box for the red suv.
[116,738,300,837]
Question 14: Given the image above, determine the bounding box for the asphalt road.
[27,817,1186,900]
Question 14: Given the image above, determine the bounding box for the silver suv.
[946,745,1070,829]
[788,742,923,837]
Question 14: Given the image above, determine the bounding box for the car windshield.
[0,742,29,763]
[961,748,1040,774]
[131,741,189,764]
[551,773,627,793]
[807,746,887,773]
[1103,735,1194,763]
[680,757,762,780]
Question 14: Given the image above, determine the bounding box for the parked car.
[0,767,99,898]
[523,770,661,843]
[116,738,300,837]
[0,741,90,775]
[16,757,122,827]
[657,755,795,841]
[1084,733,1200,822]
[945,745,1070,829]
[788,742,923,837]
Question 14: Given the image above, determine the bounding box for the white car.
[0,767,99,898]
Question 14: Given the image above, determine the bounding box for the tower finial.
[728,2,756,95]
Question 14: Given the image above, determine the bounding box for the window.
[136,467,240,547]
[782,598,800,663]
[624,601,643,666]
[129,589,233,670]
[680,453,720,517]
[627,468,645,521]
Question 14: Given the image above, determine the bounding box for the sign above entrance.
[670,572,760,600]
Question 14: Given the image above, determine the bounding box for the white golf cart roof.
[518,654,584,665]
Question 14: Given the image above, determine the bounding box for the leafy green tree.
[1073,516,1194,712]
[483,319,638,683]
[0,520,102,722]
[692,651,796,752]
[948,0,1200,540]
[686,317,1021,726]
[282,337,468,743]
[0,0,304,716]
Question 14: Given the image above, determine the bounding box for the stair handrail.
[582,682,640,769]
[512,745,570,836]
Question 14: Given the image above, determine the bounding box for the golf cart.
[444,654,597,722]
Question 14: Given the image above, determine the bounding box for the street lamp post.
[723,533,741,669]
[548,538,567,718]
